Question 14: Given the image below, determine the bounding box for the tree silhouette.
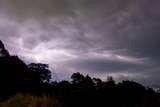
[0,40,52,98]
[117,80,147,106]
[0,40,9,57]
[27,63,51,83]
[0,55,27,98]
[71,72,85,84]
[93,78,103,89]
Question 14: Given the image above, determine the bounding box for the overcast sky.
[0,0,160,89]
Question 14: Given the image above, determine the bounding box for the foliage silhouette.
[0,40,9,57]
[0,40,52,98]
[27,63,51,83]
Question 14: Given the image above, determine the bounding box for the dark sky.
[0,0,160,89]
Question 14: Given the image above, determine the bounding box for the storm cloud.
[0,0,160,89]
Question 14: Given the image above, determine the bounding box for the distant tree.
[93,78,104,89]
[107,76,115,82]
[27,63,51,83]
[71,72,85,84]
[103,76,116,89]
[117,80,146,106]
[106,76,116,84]
[82,75,94,88]
[57,81,71,90]
[0,40,9,57]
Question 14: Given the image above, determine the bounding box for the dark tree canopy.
[27,63,51,83]
[0,56,27,84]
[71,72,85,84]
[0,40,52,98]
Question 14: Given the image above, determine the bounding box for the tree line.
[0,40,160,107]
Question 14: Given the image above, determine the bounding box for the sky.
[0,0,160,89]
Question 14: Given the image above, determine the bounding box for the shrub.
[0,93,63,107]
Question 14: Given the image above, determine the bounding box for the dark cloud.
[0,0,72,20]
[69,55,147,73]
[0,0,160,89]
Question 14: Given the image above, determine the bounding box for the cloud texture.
[0,0,160,88]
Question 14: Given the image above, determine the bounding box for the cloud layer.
[0,0,160,89]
